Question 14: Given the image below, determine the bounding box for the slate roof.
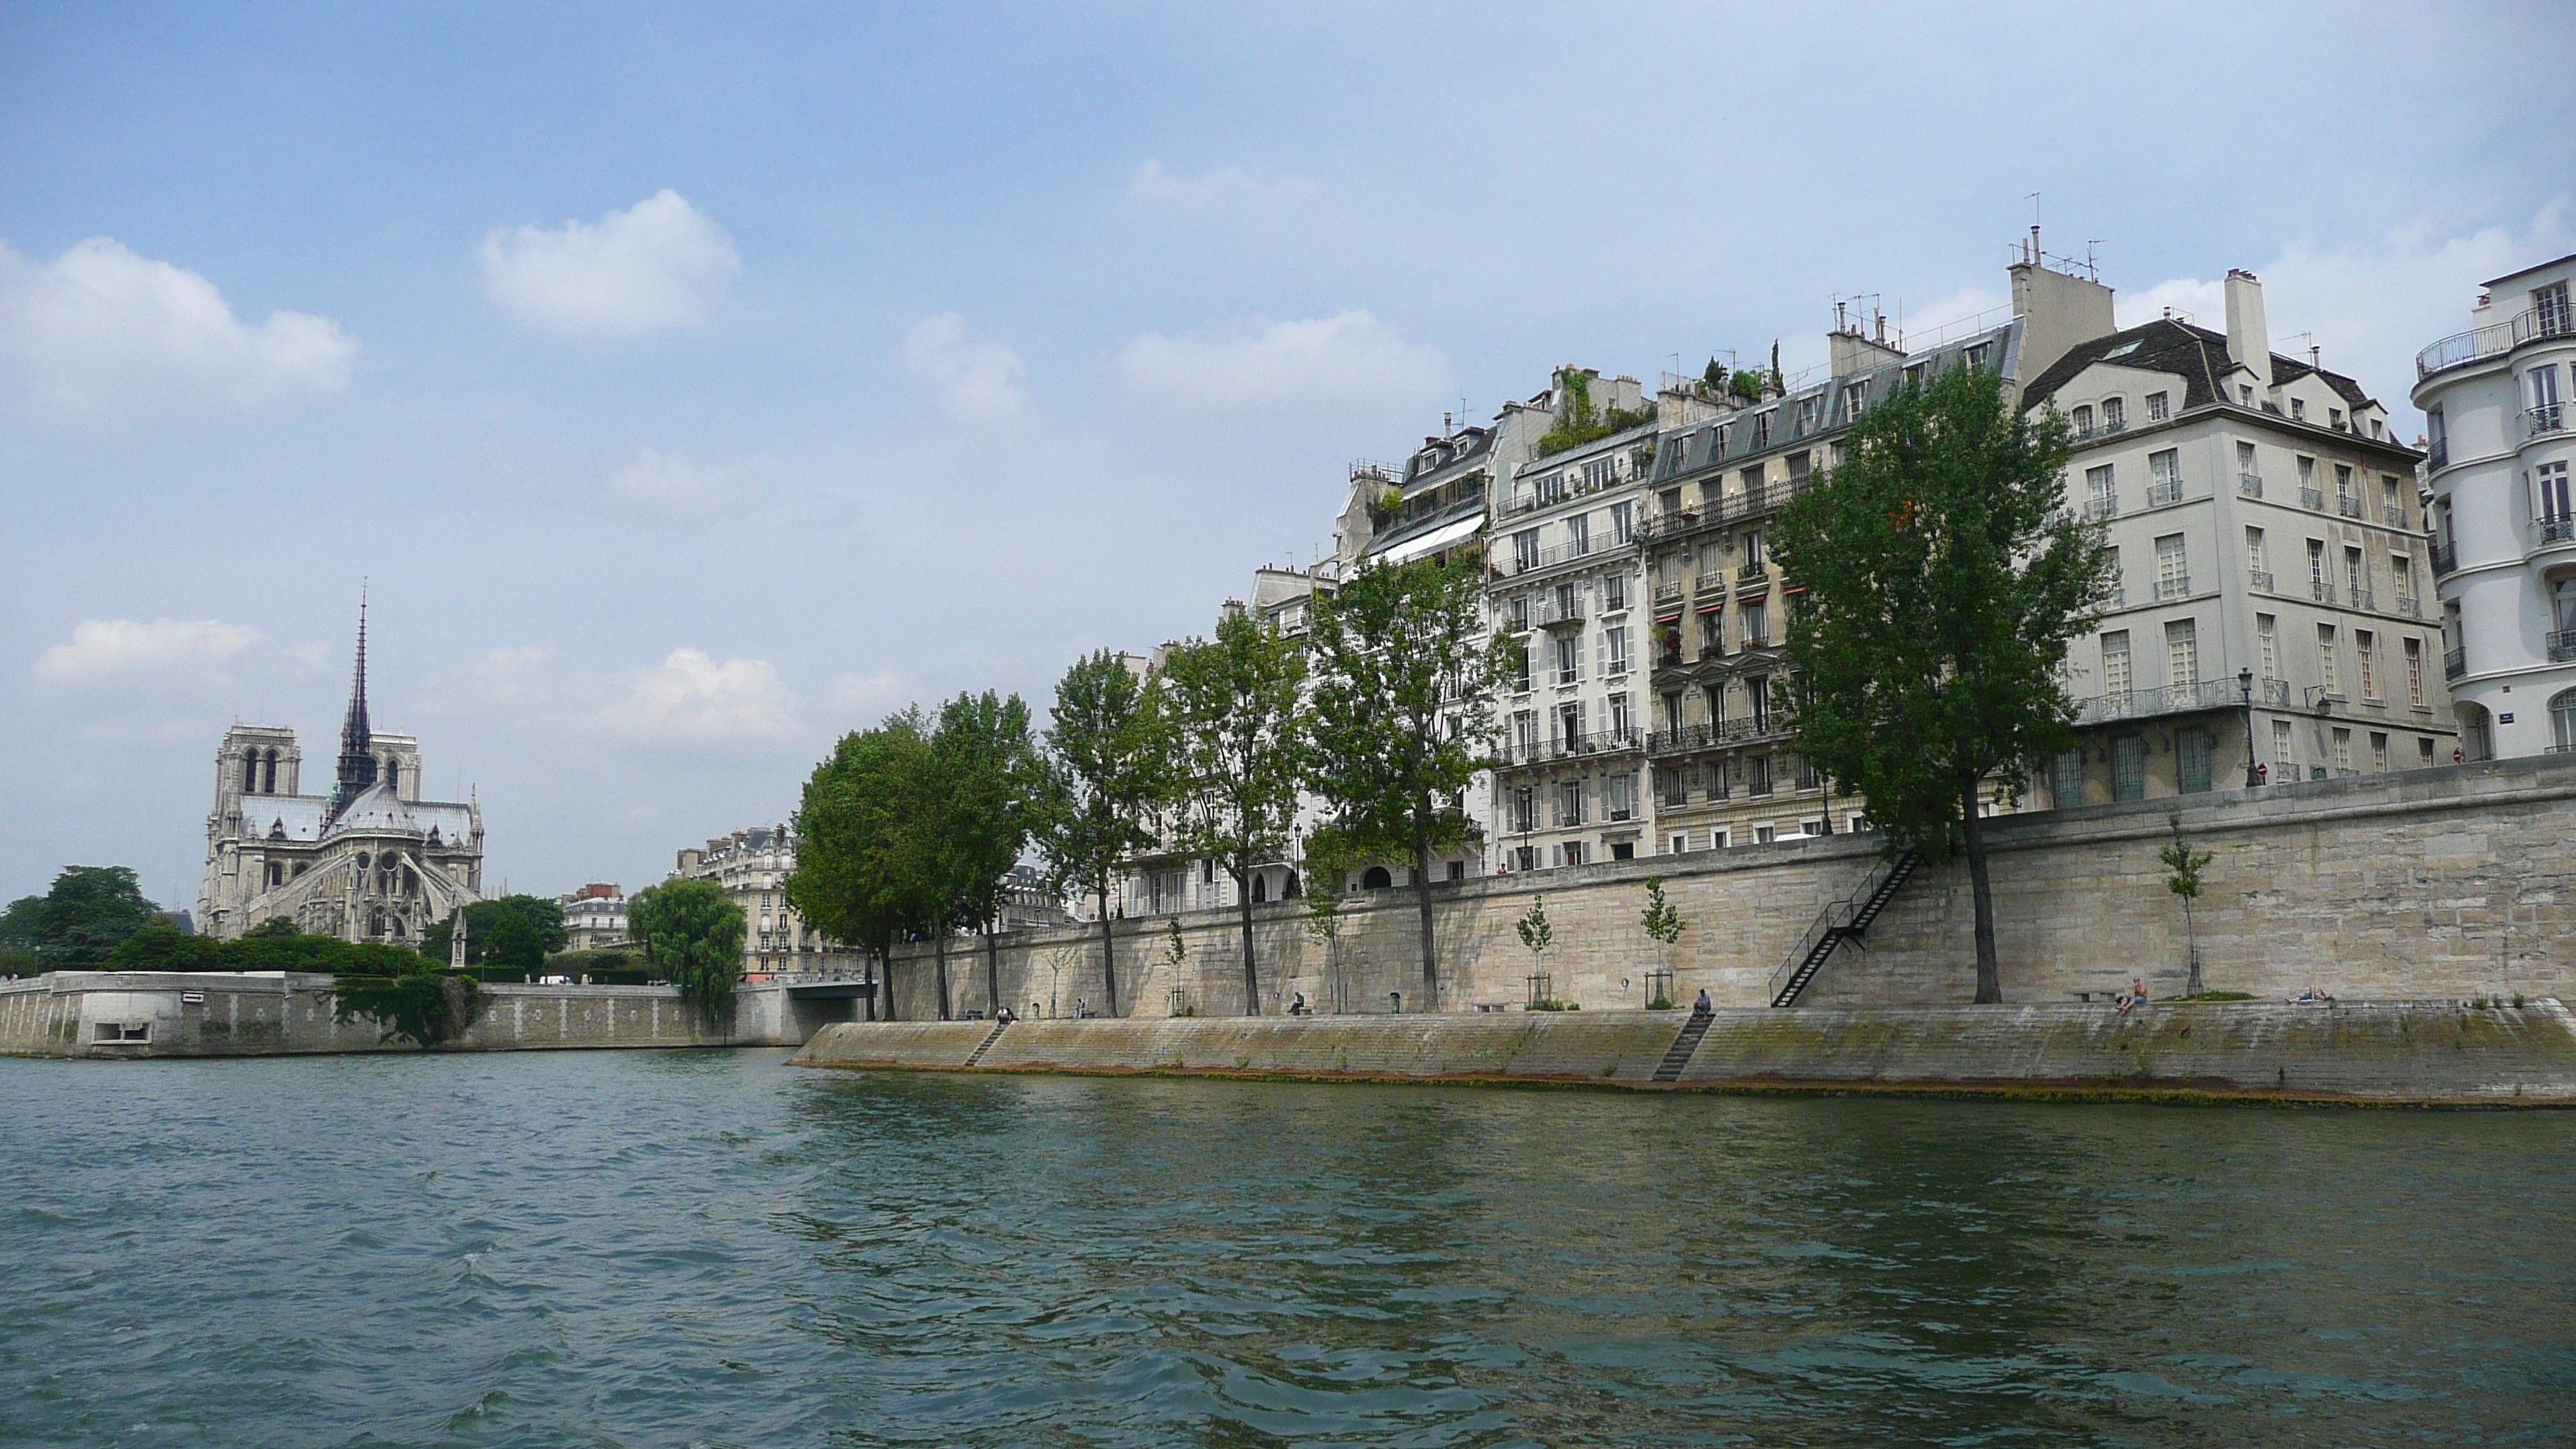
[2019,317,2378,416]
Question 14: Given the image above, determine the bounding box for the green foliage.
[421,895,567,967]
[2159,814,2213,901]
[1640,878,1687,947]
[91,917,481,1045]
[330,973,481,1047]
[1515,896,1553,958]
[542,949,648,979]
[1030,650,1163,1018]
[1536,367,1659,457]
[1703,357,1728,390]
[1305,556,1497,1004]
[2180,990,2256,1002]
[1773,361,2115,1002]
[629,878,747,1026]
[245,916,301,939]
[0,865,165,966]
[1162,915,1187,968]
[1298,823,1361,947]
[482,909,545,971]
[0,947,36,978]
[1728,368,1764,403]
[790,709,935,981]
[1157,608,1309,1014]
[930,690,1043,939]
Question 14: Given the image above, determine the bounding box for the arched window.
[1362,866,1392,890]
[262,749,278,794]
[1251,875,1268,903]
[1283,872,1301,899]
[241,754,258,793]
[2551,688,2576,753]
[2071,404,2094,433]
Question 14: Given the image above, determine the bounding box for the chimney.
[2006,249,2117,386]
[2224,269,2271,389]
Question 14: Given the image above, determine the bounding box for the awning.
[1368,514,1484,567]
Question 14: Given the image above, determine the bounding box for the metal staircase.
[1651,1012,1714,1082]
[962,1019,1009,1067]
[1766,850,1921,1008]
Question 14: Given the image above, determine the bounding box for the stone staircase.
[1651,1012,1713,1082]
[961,1019,1009,1067]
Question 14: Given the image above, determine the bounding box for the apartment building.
[2412,252,2576,759]
[2030,267,2448,800]
[1488,372,1656,872]
[557,882,628,951]
[670,824,863,978]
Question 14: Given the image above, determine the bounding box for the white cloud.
[622,648,800,746]
[443,643,803,755]
[605,447,762,522]
[0,238,355,421]
[1118,310,1447,417]
[903,312,1026,427]
[827,672,908,720]
[478,189,739,341]
[1128,159,1320,214]
[2117,201,2576,417]
[34,618,263,694]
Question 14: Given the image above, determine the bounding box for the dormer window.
[1964,341,1995,372]
[2071,404,2095,433]
[2291,398,2307,420]
[2102,397,2125,430]
[2330,407,2345,430]
[2146,391,2170,422]
[2239,385,2254,404]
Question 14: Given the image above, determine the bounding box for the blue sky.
[4,1,2571,910]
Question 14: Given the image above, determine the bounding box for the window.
[2535,280,2574,337]
[2155,533,2188,599]
[2258,614,2280,680]
[2420,737,2436,767]
[2086,464,2117,518]
[2102,631,2132,695]
[2554,687,2576,752]
[1752,412,1771,448]
[2332,728,2354,773]
[1845,379,1872,418]
[2273,719,2295,772]
[1699,610,1722,656]
[1670,833,1689,855]
[2393,555,2415,608]
[1553,633,1581,686]
[1741,601,1768,647]
[1561,841,1587,868]
[1708,756,1732,801]
[2297,456,2317,503]
[1749,676,1773,731]
[1608,690,1632,736]
[2165,618,2198,689]
[2307,538,2328,598]
[2382,476,2406,527]
[2146,391,2170,421]
[2318,625,2340,694]
[2103,396,2126,430]
[2540,460,2573,522]
[1787,450,1811,481]
[2051,749,2084,808]
[1603,573,1628,613]
[1743,529,1766,567]
[1553,779,1587,827]
[1605,626,1631,677]
[1609,501,1634,545]
[1755,825,1777,844]
[1567,514,1591,556]
[2357,632,2378,699]
[2178,729,2213,793]
[2112,737,2147,801]
[2291,397,2307,420]
[1659,486,1683,516]
[1606,772,1636,822]
[2405,638,2424,707]
[1658,767,1687,807]
[2369,731,2389,772]
[2428,406,2448,466]
[2345,546,2365,601]
[2335,464,2355,512]
[1748,755,1773,796]
[1513,529,1540,572]
[1965,341,1995,372]
[2072,403,2095,433]
[1507,786,1535,834]
[2149,449,2181,505]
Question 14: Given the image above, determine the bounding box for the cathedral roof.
[325,780,427,838]
[236,789,475,844]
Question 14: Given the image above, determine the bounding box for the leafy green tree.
[422,896,567,968]
[1031,650,1162,1018]
[482,909,545,972]
[1158,609,1308,1015]
[0,866,164,966]
[2160,813,2216,996]
[98,923,225,971]
[1515,895,1553,1005]
[1305,557,1498,1009]
[932,690,1041,1018]
[245,916,300,939]
[629,878,747,1026]
[1641,879,1687,1004]
[790,710,936,1021]
[1297,823,1362,1013]
[1773,364,2116,1003]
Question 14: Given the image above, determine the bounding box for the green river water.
[1,1048,2568,1447]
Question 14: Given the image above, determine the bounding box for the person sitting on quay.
[2115,978,2150,1014]
[1692,988,1713,1019]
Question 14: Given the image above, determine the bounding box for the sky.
[3,1,2572,912]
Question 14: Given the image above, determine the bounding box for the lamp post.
[2239,666,2262,787]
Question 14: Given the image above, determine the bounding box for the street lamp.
[2239,666,2262,787]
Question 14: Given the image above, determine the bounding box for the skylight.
[2105,341,2142,360]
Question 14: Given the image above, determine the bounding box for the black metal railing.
[1646,715,1794,755]
[2433,540,2457,575]
[2530,403,2568,439]
[2538,515,2576,546]
[1493,727,1646,767]
[2338,495,2365,519]
[2417,305,2574,379]
[2300,487,2328,512]
[2239,472,2264,498]
[2068,677,2249,725]
[2444,646,2467,680]
[2311,579,2338,604]
[2550,630,2576,663]
[2147,479,2184,508]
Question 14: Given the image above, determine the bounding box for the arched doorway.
[1251,874,1269,903]
[1362,866,1392,889]
[2458,701,2493,762]
[2551,687,2576,753]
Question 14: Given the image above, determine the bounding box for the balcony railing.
[1636,474,1817,546]
[1652,582,1686,608]
[1646,715,1793,755]
[2444,646,2467,680]
[2530,403,2569,439]
[2394,594,2423,618]
[2539,515,2576,546]
[2349,587,2377,612]
[1494,727,1646,768]
[2155,574,2191,601]
[2083,497,2118,520]
[2300,487,2328,512]
[2311,579,2338,604]
[2432,540,2457,575]
[2416,304,2574,380]
[1496,540,1601,577]
[2248,569,2274,593]
[1694,574,1726,598]
[1530,595,1586,628]
[2147,479,2184,508]
[2239,471,2265,498]
[2382,504,2410,528]
[2337,495,2364,519]
[2550,629,2576,663]
[2068,677,2249,725]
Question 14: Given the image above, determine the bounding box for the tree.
[0,866,164,966]
[1305,556,1499,1010]
[245,916,300,939]
[1031,650,1162,1018]
[2160,813,2215,996]
[1515,895,1553,1006]
[1773,363,2116,1003]
[1641,878,1687,1005]
[1157,609,1308,1015]
[482,909,545,971]
[629,878,746,1026]
[930,690,1041,1019]
[1297,824,1362,1016]
[790,711,936,1021]
[422,896,568,968]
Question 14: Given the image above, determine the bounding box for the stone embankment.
[793,1000,2576,1105]
[0,971,853,1057]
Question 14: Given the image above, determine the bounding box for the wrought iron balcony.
[2300,487,2328,512]
[2155,574,2191,601]
[2526,404,2567,440]
[1652,582,1686,609]
[2383,503,2410,528]
[2416,304,2574,379]
[2084,497,2118,520]
[2147,479,2184,508]
[1646,715,1793,755]
[2238,471,2264,498]
[1694,574,1725,598]
[2248,570,2275,593]
[2550,629,2576,663]
[2069,677,2250,725]
[2311,579,2338,604]
[1530,594,1586,628]
[2337,494,2365,519]
[2349,587,2377,612]
[2538,515,2576,546]
[2432,540,2457,576]
[2444,646,2467,680]
[2394,594,2423,618]
[1495,727,1645,768]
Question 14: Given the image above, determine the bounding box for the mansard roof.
[2018,317,2379,416]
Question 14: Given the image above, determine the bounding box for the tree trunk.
[1961,776,2002,1003]
[2184,897,2202,996]
[1095,882,1119,1017]
[1413,827,1438,1012]
[875,944,893,1022]
[1238,858,1260,1016]
[985,916,1002,1017]
[933,913,951,1020]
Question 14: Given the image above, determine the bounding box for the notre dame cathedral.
[194,604,485,944]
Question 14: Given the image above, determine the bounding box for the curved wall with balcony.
[2414,304,2576,759]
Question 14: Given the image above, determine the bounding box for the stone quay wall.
[0,973,848,1058]
[794,1000,2576,1106]
[886,754,2576,1021]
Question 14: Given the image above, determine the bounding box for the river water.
[2,1050,2570,1447]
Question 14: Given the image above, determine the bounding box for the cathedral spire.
[329,584,378,819]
